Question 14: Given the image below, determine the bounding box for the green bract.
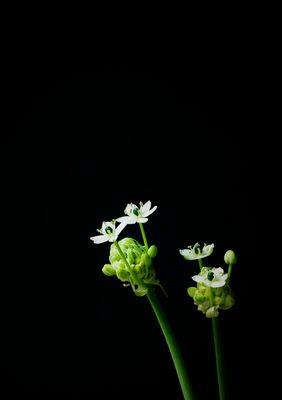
[102,237,159,296]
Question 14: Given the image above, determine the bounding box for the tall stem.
[212,317,227,400]
[147,287,194,400]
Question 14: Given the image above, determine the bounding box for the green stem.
[227,264,233,283]
[147,287,194,400]
[212,317,227,400]
[139,223,148,250]
[198,258,204,270]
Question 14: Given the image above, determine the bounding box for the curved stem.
[212,317,227,400]
[147,287,194,400]
[139,223,148,250]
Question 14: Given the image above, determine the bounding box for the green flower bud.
[187,287,197,298]
[134,286,148,297]
[194,292,206,303]
[126,249,135,265]
[220,294,235,310]
[224,250,237,265]
[102,264,116,276]
[214,296,223,305]
[198,301,210,313]
[141,253,152,268]
[206,306,219,318]
[148,245,158,258]
[116,267,130,282]
[214,287,224,296]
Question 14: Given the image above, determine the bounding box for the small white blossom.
[179,243,214,260]
[90,220,126,244]
[116,201,157,225]
[192,267,228,288]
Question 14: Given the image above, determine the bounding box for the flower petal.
[202,243,214,256]
[192,275,205,282]
[90,235,109,244]
[211,280,226,288]
[140,200,151,215]
[116,217,136,224]
[137,217,148,223]
[115,222,127,236]
[213,267,224,276]
[179,249,195,260]
[143,205,157,217]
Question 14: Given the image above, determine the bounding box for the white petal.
[213,267,224,276]
[192,275,205,283]
[179,249,195,260]
[124,203,132,215]
[143,205,157,218]
[137,217,148,223]
[202,243,214,255]
[115,222,127,236]
[140,200,151,215]
[211,280,226,288]
[90,235,109,244]
[116,216,133,223]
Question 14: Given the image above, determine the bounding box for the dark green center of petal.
[133,208,139,216]
[207,271,214,281]
[105,226,113,234]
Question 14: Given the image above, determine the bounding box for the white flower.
[116,201,157,225]
[192,267,228,288]
[90,220,126,244]
[179,243,214,260]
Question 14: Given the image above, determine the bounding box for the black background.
[2,35,260,399]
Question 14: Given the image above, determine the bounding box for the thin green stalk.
[212,317,227,400]
[139,223,148,250]
[227,264,233,284]
[147,287,194,400]
[198,258,204,270]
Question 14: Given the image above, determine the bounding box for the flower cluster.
[90,201,158,296]
[90,201,157,244]
[103,238,159,296]
[180,244,236,318]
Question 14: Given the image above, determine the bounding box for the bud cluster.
[187,280,235,318]
[102,237,159,296]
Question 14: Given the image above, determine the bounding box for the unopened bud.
[194,292,206,303]
[148,245,158,258]
[187,287,197,298]
[206,306,219,318]
[102,264,116,276]
[224,250,237,265]
[116,267,130,282]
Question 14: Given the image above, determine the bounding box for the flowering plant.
[90,202,237,400]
